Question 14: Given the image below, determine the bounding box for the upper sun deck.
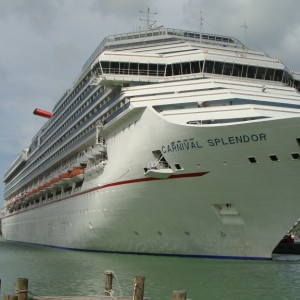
[82,27,246,72]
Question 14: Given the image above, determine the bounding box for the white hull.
[3,108,300,259]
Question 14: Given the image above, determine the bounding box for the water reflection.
[1,238,300,300]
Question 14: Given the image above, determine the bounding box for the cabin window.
[232,64,242,76]
[181,62,191,74]
[166,64,172,76]
[214,61,223,74]
[256,67,266,80]
[174,163,182,170]
[191,61,200,73]
[110,61,119,74]
[101,61,109,73]
[120,62,129,75]
[248,156,257,163]
[269,154,279,162]
[274,69,283,82]
[139,63,148,75]
[265,68,275,80]
[247,66,256,78]
[172,63,181,75]
[158,64,165,76]
[223,63,233,76]
[129,62,138,75]
[149,64,157,76]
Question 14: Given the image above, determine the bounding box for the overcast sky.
[1,0,300,205]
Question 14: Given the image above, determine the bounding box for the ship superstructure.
[2,27,300,259]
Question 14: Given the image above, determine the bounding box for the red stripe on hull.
[93,171,209,191]
[2,172,209,217]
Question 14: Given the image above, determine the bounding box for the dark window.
[248,157,257,163]
[120,62,129,75]
[269,155,279,161]
[256,67,266,80]
[274,69,283,82]
[191,61,200,73]
[247,66,257,78]
[241,65,247,77]
[158,64,165,76]
[75,180,84,189]
[181,62,190,74]
[149,64,157,76]
[172,63,181,75]
[291,153,300,160]
[101,61,109,73]
[166,64,172,76]
[232,64,242,76]
[129,63,138,75]
[139,63,148,75]
[223,63,233,76]
[265,68,275,81]
[214,61,223,75]
[174,163,182,170]
[204,60,214,73]
[110,61,119,74]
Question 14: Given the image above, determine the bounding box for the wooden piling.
[3,273,189,300]
[16,278,28,300]
[104,270,113,296]
[3,295,18,300]
[133,276,145,300]
[172,290,187,300]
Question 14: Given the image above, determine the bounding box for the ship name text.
[208,133,267,147]
[161,140,202,153]
[161,133,267,153]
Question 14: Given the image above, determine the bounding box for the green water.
[0,236,300,300]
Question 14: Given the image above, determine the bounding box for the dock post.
[172,290,187,300]
[4,295,18,300]
[104,270,113,296]
[133,276,145,300]
[15,278,28,300]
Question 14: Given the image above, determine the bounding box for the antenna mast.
[241,22,248,48]
[199,11,204,44]
[140,8,157,30]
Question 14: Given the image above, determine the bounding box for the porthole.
[174,163,182,170]
[291,153,300,160]
[269,154,279,162]
[248,156,257,163]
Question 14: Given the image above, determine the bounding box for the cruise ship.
[2,25,300,260]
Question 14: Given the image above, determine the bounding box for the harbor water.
[1,236,300,300]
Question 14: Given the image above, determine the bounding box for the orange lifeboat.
[44,181,52,191]
[51,177,60,187]
[70,167,84,182]
[59,171,72,184]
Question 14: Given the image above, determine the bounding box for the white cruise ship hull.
[3,107,300,259]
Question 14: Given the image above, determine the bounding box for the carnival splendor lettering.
[207,133,267,146]
[161,133,267,153]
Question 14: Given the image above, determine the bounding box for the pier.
[2,272,187,300]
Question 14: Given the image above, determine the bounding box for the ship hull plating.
[3,109,300,259]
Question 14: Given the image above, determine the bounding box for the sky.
[1,0,300,206]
